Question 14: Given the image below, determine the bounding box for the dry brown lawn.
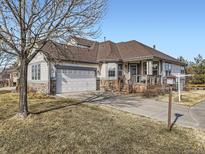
[155,90,205,106]
[0,91,205,154]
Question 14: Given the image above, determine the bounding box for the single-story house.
[28,36,185,94]
[0,67,19,87]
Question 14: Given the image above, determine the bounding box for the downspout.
[47,61,51,95]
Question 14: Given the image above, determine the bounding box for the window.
[32,65,35,80]
[37,64,40,80]
[165,63,172,76]
[31,64,41,80]
[108,63,116,77]
[108,68,115,77]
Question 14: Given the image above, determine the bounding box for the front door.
[130,65,137,76]
[130,64,138,82]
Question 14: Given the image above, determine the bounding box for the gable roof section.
[117,41,153,60]
[40,38,182,65]
[97,41,122,62]
[41,41,98,63]
[135,41,180,63]
[117,40,181,63]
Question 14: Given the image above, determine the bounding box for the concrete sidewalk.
[0,86,16,91]
[60,92,205,130]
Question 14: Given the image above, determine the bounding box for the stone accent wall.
[28,82,48,94]
[100,80,120,92]
[132,84,147,93]
[100,80,148,93]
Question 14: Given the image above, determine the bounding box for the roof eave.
[97,59,122,63]
[49,59,98,64]
[160,58,185,66]
[122,56,154,62]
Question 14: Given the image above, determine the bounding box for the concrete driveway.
[59,92,205,130]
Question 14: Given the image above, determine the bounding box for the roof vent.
[153,45,156,49]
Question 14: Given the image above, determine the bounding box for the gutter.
[123,56,154,62]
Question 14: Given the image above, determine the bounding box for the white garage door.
[56,67,96,93]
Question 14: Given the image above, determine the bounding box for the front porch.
[130,75,162,86]
[99,59,166,93]
[121,59,163,86]
[127,60,164,93]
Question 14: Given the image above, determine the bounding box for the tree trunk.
[19,58,28,117]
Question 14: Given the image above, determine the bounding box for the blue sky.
[98,0,205,61]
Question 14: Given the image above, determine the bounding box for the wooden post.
[168,86,172,130]
[178,75,181,102]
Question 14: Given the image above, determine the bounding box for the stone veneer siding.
[100,80,120,92]
[28,83,49,94]
[131,84,147,93]
[100,79,148,93]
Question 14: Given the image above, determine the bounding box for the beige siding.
[97,63,119,80]
[162,61,166,77]
[171,64,181,74]
[162,62,182,77]
[98,63,107,79]
[123,63,130,82]
[28,52,49,83]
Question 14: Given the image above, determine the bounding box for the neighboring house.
[0,68,19,87]
[27,36,185,94]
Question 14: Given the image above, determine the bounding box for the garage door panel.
[56,67,96,93]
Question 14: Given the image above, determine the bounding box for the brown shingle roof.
[135,41,180,62]
[40,38,182,65]
[117,40,181,63]
[117,41,153,60]
[41,41,98,63]
[70,36,96,47]
[97,41,122,61]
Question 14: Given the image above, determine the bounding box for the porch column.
[161,61,165,85]
[123,62,129,84]
[146,61,149,75]
[158,61,163,85]
[141,61,143,75]
[158,61,161,75]
[147,61,153,75]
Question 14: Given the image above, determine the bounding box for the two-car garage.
[56,65,97,94]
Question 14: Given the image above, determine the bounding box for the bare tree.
[0,51,15,71]
[0,0,106,117]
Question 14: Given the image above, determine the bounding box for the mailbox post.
[166,77,174,130]
[168,85,172,130]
